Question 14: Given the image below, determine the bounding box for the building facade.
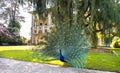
[31,13,52,45]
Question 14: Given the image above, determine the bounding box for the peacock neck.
[59,49,66,62]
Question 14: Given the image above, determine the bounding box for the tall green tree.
[8,19,21,32]
[24,0,120,48]
[0,0,25,24]
[0,0,29,45]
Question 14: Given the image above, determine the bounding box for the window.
[34,30,36,33]
[45,23,47,25]
[40,23,42,26]
[45,29,47,33]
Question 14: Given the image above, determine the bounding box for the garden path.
[0,58,116,73]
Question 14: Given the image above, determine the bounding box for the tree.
[21,0,120,48]
[8,18,21,35]
[0,23,13,45]
[0,0,26,45]
[0,0,25,24]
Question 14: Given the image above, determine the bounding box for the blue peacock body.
[59,49,66,62]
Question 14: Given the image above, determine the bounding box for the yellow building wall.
[32,15,47,44]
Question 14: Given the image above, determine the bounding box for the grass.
[0,46,120,72]
[0,46,66,66]
[86,52,120,72]
[0,46,35,51]
[0,50,66,66]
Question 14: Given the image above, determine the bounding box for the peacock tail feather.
[36,22,90,68]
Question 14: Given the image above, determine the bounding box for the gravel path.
[0,58,116,73]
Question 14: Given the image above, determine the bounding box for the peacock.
[36,23,89,68]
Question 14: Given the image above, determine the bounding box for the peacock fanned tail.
[37,24,89,68]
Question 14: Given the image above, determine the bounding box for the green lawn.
[0,46,120,72]
[86,52,120,71]
[0,46,66,66]
[0,46,35,51]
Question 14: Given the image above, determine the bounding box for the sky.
[19,7,32,40]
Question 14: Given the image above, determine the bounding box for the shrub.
[110,36,120,48]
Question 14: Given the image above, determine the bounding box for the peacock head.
[59,49,65,56]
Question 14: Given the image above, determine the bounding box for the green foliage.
[89,0,120,47]
[2,0,120,47]
[0,35,11,45]
[90,31,98,48]
[6,18,24,45]
[7,27,19,33]
[0,25,14,45]
[8,19,21,30]
[104,34,114,47]
[0,0,25,24]
[0,35,27,45]
[110,36,120,48]
[12,36,27,45]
